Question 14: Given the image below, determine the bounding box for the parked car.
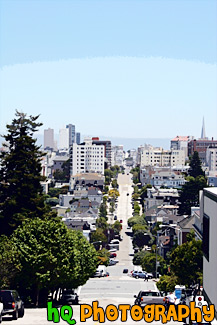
[59,289,78,305]
[114,216,117,220]
[0,297,3,323]
[109,259,119,266]
[127,193,129,196]
[110,239,119,245]
[120,219,123,223]
[132,271,147,279]
[110,252,117,258]
[146,272,154,279]
[0,290,24,320]
[123,269,128,274]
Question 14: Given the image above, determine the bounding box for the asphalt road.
[1,171,180,324]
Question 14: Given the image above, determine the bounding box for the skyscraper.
[201,117,206,139]
[59,127,69,150]
[76,132,81,145]
[44,128,55,149]
[66,124,75,145]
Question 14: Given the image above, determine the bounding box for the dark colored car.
[123,269,128,273]
[0,290,24,320]
[59,289,78,305]
[114,216,117,220]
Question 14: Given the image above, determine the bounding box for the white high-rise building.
[111,145,124,166]
[44,128,55,149]
[71,138,105,176]
[59,128,69,150]
[206,147,217,172]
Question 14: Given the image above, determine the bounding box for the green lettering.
[61,305,76,325]
[47,301,60,322]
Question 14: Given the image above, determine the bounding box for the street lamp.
[159,224,181,245]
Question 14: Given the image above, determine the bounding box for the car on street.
[134,290,163,307]
[146,272,154,279]
[127,193,129,196]
[114,216,117,220]
[109,259,119,266]
[110,239,119,244]
[109,248,117,252]
[110,252,117,258]
[123,269,128,273]
[0,290,24,320]
[0,297,3,323]
[59,289,78,305]
[132,271,147,279]
[120,219,123,223]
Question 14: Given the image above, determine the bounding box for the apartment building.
[140,167,186,188]
[139,145,185,167]
[111,145,124,166]
[199,188,217,316]
[170,136,192,159]
[91,137,112,168]
[206,146,217,172]
[188,138,217,164]
[70,138,105,176]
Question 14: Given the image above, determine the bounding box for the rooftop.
[171,136,189,141]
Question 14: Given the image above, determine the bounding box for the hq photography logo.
[47,301,215,324]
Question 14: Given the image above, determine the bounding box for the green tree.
[4,218,97,306]
[132,231,150,249]
[96,217,109,230]
[156,275,178,293]
[178,176,207,215]
[128,215,146,227]
[141,253,167,275]
[0,111,51,235]
[111,179,118,189]
[0,236,21,289]
[133,250,147,265]
[189,151,204,178]
[96,248,110,266]
[112,220,122,234]
[132,224,147,234]
[53,159,70,182]
[99,199,107,219]
[170,239,203,286]
[90,229,107,245]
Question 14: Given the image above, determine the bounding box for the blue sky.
[0,0,217,140]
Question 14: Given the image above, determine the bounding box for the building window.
[203,213,210,261]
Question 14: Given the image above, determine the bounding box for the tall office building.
[44,128,55,149]
[59,127,69,150]
[66,124,76,146]
[76,132,81,145]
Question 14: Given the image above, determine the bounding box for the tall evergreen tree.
[178,176,207,215]
[0,111,49,235]
[189,151,204,178]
